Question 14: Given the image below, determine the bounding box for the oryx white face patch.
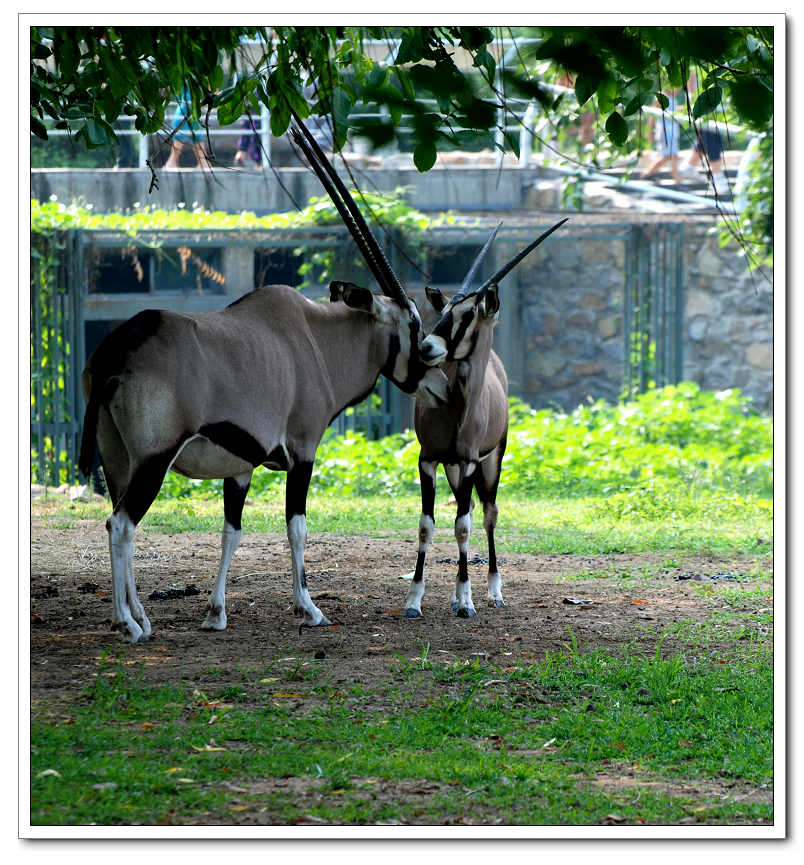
[420,334,448,366]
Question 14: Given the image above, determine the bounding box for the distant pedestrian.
[233,114,262,169]
[642,89,685,185]
[681,127,728,196]
[165,84,208,169]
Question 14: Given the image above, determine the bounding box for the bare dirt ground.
[30,513,771,701]
[29,510,774,824]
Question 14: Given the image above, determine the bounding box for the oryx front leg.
[447,465,476,618]
[202,473,252,631]
[106,511,146,644]
[483,501,504,608]
[286,461,330,627]
[405,460,437,618]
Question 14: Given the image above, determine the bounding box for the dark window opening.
[152,247,225,294]
[427,244,484,285]
[89,248,153,293]
[254,248,304,288]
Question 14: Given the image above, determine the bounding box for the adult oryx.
[79,119,448,644]
[404,219,569,619]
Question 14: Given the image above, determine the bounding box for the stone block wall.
[509,217,772,414]
[514,232,628,411]
[681,221,773,411]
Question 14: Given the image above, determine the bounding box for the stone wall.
[507,216,772,414]
[681,221,773,411]
[515,232,628,411]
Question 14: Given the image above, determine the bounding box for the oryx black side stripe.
[199,422,268,467]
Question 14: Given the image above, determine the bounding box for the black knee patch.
[223,476,251,531]
[285,461,314,522]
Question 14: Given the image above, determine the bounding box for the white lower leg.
[202,522,240,630]
[405,515,433,614]
[107,511,144,643]
[287,515,329,626]
[452,511,475,615]
[125,558,151,639]
[484,502,504,607]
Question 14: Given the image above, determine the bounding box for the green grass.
[31,639,773,826]
[42,486,772,557]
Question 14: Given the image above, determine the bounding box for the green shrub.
[156,383,772,502]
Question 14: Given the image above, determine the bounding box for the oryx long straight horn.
[476,217,569,296]
[289,110,411,311]
[453,221,503,302]
[289,125,391,298]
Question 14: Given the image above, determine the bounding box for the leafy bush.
[157,383,772,503]
[30,191,462,237]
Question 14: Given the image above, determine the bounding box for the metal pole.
[260,104,271,165]
[138,133,148,169]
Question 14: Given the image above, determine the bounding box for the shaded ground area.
[30,515,771,700]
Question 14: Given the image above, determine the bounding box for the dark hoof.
[450,602,459,613]
[490,599,505,609]
[456,608,476,618]
[404,608,422,619]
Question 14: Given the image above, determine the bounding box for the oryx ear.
[340,282,375,312]
[329,281,347,302]
[425,285,447,313]
[481,284,500,318]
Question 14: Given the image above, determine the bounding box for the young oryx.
[404,218,569,619]
[79,120,448,644]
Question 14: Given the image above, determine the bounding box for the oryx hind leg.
[445,464,476,618]
[286,461,330,627]
[107,444,185,643]
[404,460,437,618]
[202,472,252,631]
[475,440,506,608]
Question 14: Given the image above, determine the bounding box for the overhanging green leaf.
[605,111,629,146]
[413,139,437,172]
[692,86,723,119]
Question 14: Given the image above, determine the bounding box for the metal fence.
[623,223,685,398]
[31,230,84,485]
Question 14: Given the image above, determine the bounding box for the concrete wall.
[31,164,530,214]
